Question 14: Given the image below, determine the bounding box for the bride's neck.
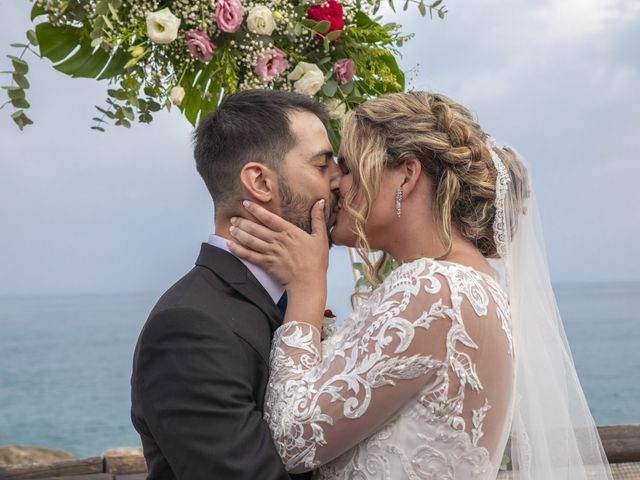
[383,218,469,264]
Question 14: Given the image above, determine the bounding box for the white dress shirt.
[207,234,285,304]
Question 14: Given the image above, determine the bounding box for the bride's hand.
[227,199,329,301]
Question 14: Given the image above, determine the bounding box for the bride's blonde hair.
[341,91,526,288]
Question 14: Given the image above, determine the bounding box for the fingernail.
[242,200,250,208]
[229,226,237,235]
[230,217,237,225]
[319,199,326,208]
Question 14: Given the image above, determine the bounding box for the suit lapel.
[195,243,283,332]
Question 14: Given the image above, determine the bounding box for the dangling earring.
[395,187,403,218]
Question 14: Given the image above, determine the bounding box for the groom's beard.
[278,178,334,248]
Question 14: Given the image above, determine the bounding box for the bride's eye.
[337,156,350,174]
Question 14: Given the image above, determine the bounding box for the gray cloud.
[0,0,638,300]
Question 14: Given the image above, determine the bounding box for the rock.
[102,447,143,457]
[0,445,75,466]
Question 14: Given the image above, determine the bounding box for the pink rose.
[185,30,216,63]
[215,0,244,33]
[334,58,355,84]
[255,48,288,83]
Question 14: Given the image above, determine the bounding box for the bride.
[227,91,612,479]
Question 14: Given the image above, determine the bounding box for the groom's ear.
[239,162,276,203]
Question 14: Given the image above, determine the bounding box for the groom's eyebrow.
[309,149,334,162]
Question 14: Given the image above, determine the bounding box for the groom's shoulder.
[148,264,230,325]
[144,261,272,343]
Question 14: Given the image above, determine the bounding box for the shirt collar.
[207,234,284,304]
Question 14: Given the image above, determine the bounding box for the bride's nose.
[328,159,342,189]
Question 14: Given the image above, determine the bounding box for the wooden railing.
[1,425,639,479]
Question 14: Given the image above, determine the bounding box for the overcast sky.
[1,0,639,303]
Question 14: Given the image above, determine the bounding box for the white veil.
[486,138,613,479]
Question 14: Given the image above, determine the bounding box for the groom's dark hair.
[193,89,329,212]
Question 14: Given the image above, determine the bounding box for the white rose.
[247,6,276,36]
[324,98,347,121]
[146,8,181,45]
[170,86,186,106]
[288,62,324,96]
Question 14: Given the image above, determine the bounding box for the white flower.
[247,6,276,36]
[170,86,185,106]
[146,8,181,45]
[321,316,338,339]
[325,98,347,121]
[288,62,324,96]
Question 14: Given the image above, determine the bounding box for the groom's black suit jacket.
[131,243,311,480]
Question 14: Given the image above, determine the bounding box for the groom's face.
[276,110,341,239]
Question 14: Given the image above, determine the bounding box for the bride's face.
[330,154,402,249]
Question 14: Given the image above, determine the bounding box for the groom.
[130,89,341,479]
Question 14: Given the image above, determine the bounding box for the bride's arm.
[266,270,458,473]
[227,203,463,472]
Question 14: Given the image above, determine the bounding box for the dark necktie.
[276,292,288,317]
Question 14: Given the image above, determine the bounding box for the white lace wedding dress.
[265,257,515,479]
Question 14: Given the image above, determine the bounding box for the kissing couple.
[131,89,612,479]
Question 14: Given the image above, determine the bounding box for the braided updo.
[341,91,527,285]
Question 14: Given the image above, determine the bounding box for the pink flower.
[185,30,216,63]
[334,58,355,84]
[255,48,288,83]
[215,0,244,33]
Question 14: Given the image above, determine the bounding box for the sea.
[0,281,639,458]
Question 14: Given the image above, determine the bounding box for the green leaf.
[339,82,354,94]
[11,109,33,130]
[314,20,331,33]
[91,125,105,132]
[107,88,127,100]
[55,44,111,78]
[26,30,39,46]
[96,49,130,80]
[388,0,396,12]
[418,1,427,16]
[13,74,29,89]
[95,105,115,119]
[115,118,131,128]
[139,112,153,123]
[108,3,120,20]
[37,22,126,79]
[8,56,28,75]
[102,15,114,31]
[325,30,342,42]
[36,23,80,62]
[403,0,409,10]
[30,3,46,20]
[322,80,338,97]
[122,106,134,121]
[10,43,28,48]
[7,88,25,100]
[92,117,105,122]
[146,99,162,112]
[11,97,30,109]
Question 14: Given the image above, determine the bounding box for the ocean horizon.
[1,280,638,458]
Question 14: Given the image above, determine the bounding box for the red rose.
[307,0,344,43]
[324,309,336,318]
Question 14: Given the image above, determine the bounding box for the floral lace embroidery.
[265,258,513,478]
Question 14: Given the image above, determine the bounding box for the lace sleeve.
[264,259,486,473]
